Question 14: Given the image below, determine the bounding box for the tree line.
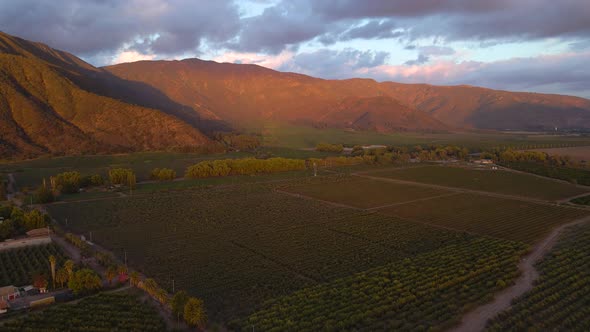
[0,205,49,241]
[185,157,306,178]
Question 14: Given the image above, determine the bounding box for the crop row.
[233,237,528,331]
[487,222,590,331]
[1,291,166,331]
[0,243,67,287]
[46,183,483,322]
[379,193,589,244]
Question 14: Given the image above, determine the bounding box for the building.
[0,228,52,252]
[0,285,19,301]
[0,299,9,314]
[472,159,494,165]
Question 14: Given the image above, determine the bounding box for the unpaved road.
[450,215,590,332]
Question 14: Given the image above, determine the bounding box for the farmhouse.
[0,228,52,251]
[0,299,9,314]
[0,285,19,301]
[472,159,494,165]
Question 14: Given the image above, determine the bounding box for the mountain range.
[1,31,590,159]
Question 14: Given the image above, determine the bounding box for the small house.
[0,285,19,301]
[0,300,9,314]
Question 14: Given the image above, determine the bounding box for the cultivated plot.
[377,193,589,244]
[282,176,451,209]
[488,222,590,331]
[367,165,588,200]
[46,183,519,323]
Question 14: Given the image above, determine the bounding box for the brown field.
[531,146,590,162]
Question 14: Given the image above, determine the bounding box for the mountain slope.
[105,58,590,131]
[0,32,211,159]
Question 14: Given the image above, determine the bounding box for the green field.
[368,165,588,200]
[0,149,333,191]
[1,291,166,332]
[378,193,589,244]
[45,181,527,324]
[260,123,590,150]
[488,222,590,331]
[282,176,450,209]
[0,244,67,287]
[236,237,527,331]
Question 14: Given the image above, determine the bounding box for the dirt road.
[450,215,590,332]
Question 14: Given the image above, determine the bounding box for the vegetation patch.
[369,165,588,200]
[488,222,590,331]
[378,193,589,244]
[282,176,450,209]
[0,243,67,287]
[234,237,527,331]
[0,291,167,332]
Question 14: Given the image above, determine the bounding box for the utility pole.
[172,277,175,293]
[124,250,127,266]
[313,162,317,177]
[89,231,93,242]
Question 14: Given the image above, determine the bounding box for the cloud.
[367,52,590,98]
[405,45,455,65]
[0,0,241,58]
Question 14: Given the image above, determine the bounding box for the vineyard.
[234,237,528,331]
[45,182,515,322]
[487,222,590,331]
[1,291,166,331]
[0,243,67,286]
[369,165,588,200]
[281,176,450,209]
[378,193,589,244]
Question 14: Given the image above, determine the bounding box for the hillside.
[106,58,590,132]
[0,32,211,159]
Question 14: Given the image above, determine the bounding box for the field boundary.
[354,173,590,210]
[450,215,590,332]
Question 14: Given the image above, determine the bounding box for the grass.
[46,183,481,322]
[368,165,588,200]
[377,193,589,244]
[281,176,450,209]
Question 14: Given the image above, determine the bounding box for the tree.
[68,268,102,295]
[184,297,207,328]
[49,255,56,289]
[171,291,189,321]
[106,266,117,285]
[64,259,75,280]
[56,268,68,288]
[35,178,55,204]
[23,210,48,230]
[108,168,136,186]
[33,274,48,290]
[129,271,140,287]
[50,171,82,194]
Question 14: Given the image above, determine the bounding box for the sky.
[0,0,589,98]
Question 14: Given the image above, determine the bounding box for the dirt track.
[450,215,590,332]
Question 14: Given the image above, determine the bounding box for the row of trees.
[150,168,176,181]
[185,157,306,178]
[0,206,49,241]
[213,133,262,151]
[316,143,344,153]
[108,168,136,188]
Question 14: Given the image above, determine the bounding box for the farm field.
[259,122,590,150]
[45,181,525,324]
[0,148,332,191]
[377,193,589,244]
[367,165,588,200]
[0,291,166,331]
[531,145,590,162]
[0,244,67,287]
[487,222,590,331]
[235,236,527,331]
[281,176,451,209]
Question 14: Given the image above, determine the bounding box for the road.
[450,215,590,332]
